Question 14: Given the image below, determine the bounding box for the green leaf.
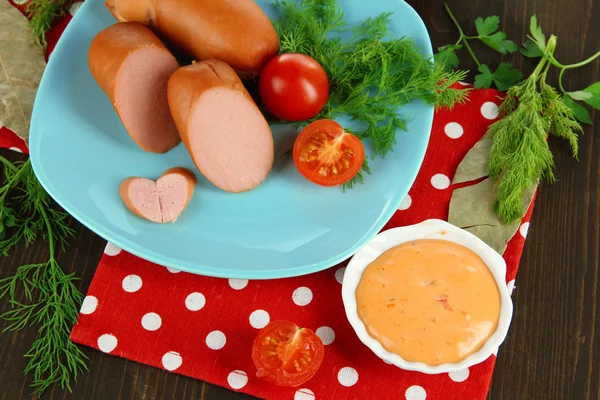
[582,82,600,110]
[475,16,500,36]
[529,15,546,47]
[480,31,518,54]
[563,96,593,124]
[474,15,517,54]
[474,64,493,89]
[448,178,537,254]
[474,63,522,91]
[521,39,544,58]
[435,44,461,72]
[566,90,593,101]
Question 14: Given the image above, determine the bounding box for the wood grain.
[1,0,599,398]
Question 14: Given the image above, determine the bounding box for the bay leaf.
[0,1,46,141]
[448,178,537,254]
[452,136,493,184]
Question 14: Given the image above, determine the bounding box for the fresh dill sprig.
[25,0,74,47]
[0,157,87,395]
[272,0,469,189]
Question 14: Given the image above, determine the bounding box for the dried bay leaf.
[449,178,536,254]
[0,1,46,141]
[452,136,493,184]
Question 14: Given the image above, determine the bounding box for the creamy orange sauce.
[356,239,500,365]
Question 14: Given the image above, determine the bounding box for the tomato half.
[252,320,324,387]
[259,53,329,121]
[293,119,365,186]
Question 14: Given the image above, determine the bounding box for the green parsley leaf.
[563,95,593,125]
[529,15,546,47]
[566,90,593,101]
[521,39,544,58]
[474,62,523,91]
[474,16,517,54]
[475,16,500,36]
[581,82,600,110]
[435,44,462,72]
[474,64,494,89]
[480,31,518,54]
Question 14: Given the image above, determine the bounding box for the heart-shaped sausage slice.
[120,167,197,223]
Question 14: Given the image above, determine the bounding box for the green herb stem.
[444,3,482,67]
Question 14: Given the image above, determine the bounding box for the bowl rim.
[341,218,513,374]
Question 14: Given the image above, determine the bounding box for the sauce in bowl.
[355,239,501,366]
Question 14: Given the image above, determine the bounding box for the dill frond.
[25,0,74,47]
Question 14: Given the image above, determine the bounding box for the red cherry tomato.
[259,53,329,121]
[293,119,365,187]
[252,320,324,387]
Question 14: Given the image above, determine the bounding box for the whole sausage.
[167,60,274,193]
[104,0,279,77]
[88,22,180,153]
[120,167,197,223]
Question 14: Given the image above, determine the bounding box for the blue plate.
[29,0,434,279]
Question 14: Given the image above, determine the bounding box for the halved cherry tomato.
[259,53,329,121]
[293,119,365,186]
[252,320,324,387]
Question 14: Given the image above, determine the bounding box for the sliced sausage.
[120,167,197,223]
[88,22,180,153]
[104,0,279,77]
[167,60,274,193]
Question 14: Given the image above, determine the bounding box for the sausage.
[88,22,180,153]
[104,0,279,77]
[167,60,274,193]
[120,167,197,223]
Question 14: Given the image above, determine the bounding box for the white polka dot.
[104,242,122,256]
[12,0,27,4]
[166,267,181,273]
[292,287,313,306]
[80,296,98,315]
[398,194,412,210]
[316,326,335,345]
[8,146,23,153]
[444,122,464,139]
[227,370,248,389]
[481,102,499,120]
[97,334,117,353]
[228,279,248,290]
[449,368,470,382]
[161,351,182,371]
[337,367,358,387]
[294,388,315,400]
[69,1,82,16]
[507,279,516,295]
[431,174,450,189]
[458,81,470,86]
[141,312,162,331]
[122,274,142,293]
[520,222,530,238]
[405,385,427,400]
[335,267,345,284]
[249,310,270,329]
[185,292,205,311]
[206,330,226,350]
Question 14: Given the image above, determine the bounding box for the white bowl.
[341,219,513,374]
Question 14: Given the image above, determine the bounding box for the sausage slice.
[89,22,181,153]
[167,60,274,193]
[120,167,197,223]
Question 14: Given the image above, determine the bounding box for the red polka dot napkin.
[67,88,533,400]
[3,3,535,399]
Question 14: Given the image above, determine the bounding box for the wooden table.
[1,0,599,398]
